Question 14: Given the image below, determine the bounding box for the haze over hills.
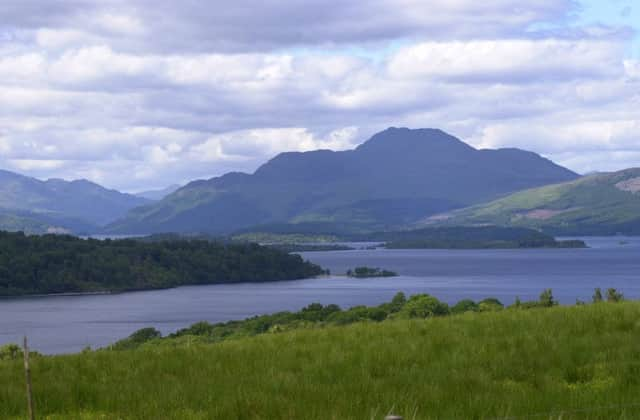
[135,184,182,201]
[107,128,579,235]
[0,170,150,233]
[429,168,640,235]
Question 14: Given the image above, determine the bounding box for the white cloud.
[387,39,623,83]
[0,0,637,191]
[189,127,360,163]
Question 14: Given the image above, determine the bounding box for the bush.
[451,299,479,314]
[606,288,624,302]
[112,328,162,350]
[0,344,21,361]
[538,289,557,307]
[397,294,449,318]
[593,288,603,303]
[478,297,504,312]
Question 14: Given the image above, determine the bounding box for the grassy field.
[2,302,640,419]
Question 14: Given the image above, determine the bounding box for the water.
[1,237,638,354]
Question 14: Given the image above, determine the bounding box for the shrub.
[593,288,603,303]
[451,299,479,314]
[0,344,21,361]
[397,294,449,318]
[538,289,557,307]
[478,297,504,312]
[606,288,624,302]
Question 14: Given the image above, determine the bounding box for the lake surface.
[1,237,639,354]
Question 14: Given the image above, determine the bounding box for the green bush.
[397,294,449,318]
[451,299,479,314]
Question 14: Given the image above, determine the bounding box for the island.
[375,227,587,249]
[346,267,398,278]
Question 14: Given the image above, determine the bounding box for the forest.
[0,232,325,296]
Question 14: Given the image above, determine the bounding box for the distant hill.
[107,127,578,234]
[135,184,182,201]
[0,170,150,233]
[428,168,640,235]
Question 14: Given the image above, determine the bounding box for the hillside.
[1,301,638,419]
[108,128,578,234]
[135,184,182,201]
[430,168,640,235]
[0,170,149,233]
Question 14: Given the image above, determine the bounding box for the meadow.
[2,300,640,419]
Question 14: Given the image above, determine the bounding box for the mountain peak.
[108,127,579,235]
[355,127,475,155]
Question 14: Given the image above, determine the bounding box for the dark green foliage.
[111,328,162,350]
[346,266,397,278]
[111,293,451,349]
[0,344,21,361]
[389,291,407,312]
[380,226,586,249]
[451,299,479,314]
[606,288,624,302]
[509,290,557,309]
[397,294,450,318]
[593,288,604,303]
[538,289,557,307]
[0,231,325,296]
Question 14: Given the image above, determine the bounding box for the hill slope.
[1,302,638,419]
[429,168,640,235]
[135,184,182,201]
[108,128,578,234]
[0,170,149,233]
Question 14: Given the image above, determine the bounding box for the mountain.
[107,127,579,234]
[427,168,640,235]
[135,184,182,201]
[0,170,150,233]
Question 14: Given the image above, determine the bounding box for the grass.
[2,302,640,419]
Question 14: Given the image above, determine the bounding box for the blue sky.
[576,0,639,56]
[0,0,638,191]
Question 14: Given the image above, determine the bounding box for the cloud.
[387,39,623,83]
[0,0,637,191]
[1,0,575,53]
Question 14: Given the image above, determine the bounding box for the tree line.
[0,231,325,296]
[110,287,625,351]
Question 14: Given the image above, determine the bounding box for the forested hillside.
[0,232,325,296]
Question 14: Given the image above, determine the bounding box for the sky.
[0,0,638,192]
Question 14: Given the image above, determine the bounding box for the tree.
[592,288,603,303]
[538,289,557,307]
[478,297,504,312]
[397,294,449,318]
[606,288,624,303]
[451,299,479,314]
[389,292,407,312]
[0,344,21,360]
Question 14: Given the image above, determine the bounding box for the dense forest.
[0,232,325,296]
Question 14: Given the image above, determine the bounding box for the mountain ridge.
[108,127,578,235]
[0,170,150,233]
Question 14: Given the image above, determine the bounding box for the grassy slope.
[438,169,640,234]
[2,303,640,419]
